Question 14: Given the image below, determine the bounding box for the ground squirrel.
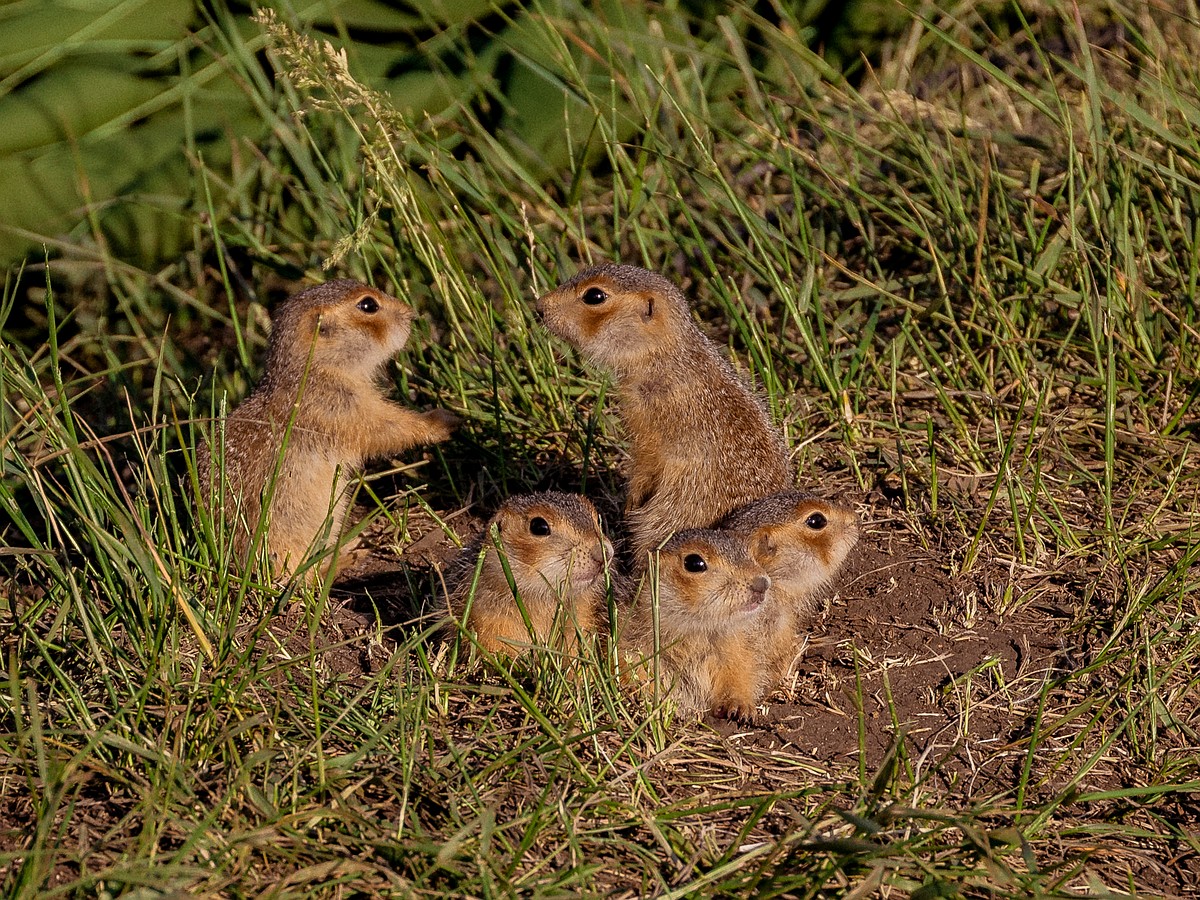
[536,263,792,562]
[619,529,788,721]
[443,492,613,657]
[198,279,458,579]
[719,491,859,624]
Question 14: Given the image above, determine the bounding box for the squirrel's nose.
[750,575,770,595]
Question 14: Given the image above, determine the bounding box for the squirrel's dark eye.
[356,296,380,314]
[529,516,551,536]
[683,553,707,573]
[805,512,828,530]
[582,286,608,305]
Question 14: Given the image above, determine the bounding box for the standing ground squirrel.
[443,492,613,657]
[198,279,458,579]
[619,529,788,721]
[719,491,859,625]
[536,263,792,562]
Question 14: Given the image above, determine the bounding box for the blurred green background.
[0,0,912,269]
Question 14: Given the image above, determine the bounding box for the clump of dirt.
[728,517,1069,792]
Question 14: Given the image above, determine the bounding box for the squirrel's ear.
[642,295,655,321]
[751,526,779,562]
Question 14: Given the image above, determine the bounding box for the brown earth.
[717,520,1070,786]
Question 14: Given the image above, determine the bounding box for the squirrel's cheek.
[353,314,388,348]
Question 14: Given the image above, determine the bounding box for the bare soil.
[732,520,1070,785]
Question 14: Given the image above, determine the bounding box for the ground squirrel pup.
[619,529,789,721]
[719,492,859,625]
[199,279,458,578]
[444,492,613,657]
[536,263,792,562]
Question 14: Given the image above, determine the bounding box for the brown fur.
[719,491,859,624]
[443,492,613,657]
[198,279,458,579]
[536,263,792,563]
[618,529,790,722]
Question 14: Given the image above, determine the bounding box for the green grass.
[3,0,1200,896]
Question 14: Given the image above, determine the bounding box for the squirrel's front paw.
[713,699,760,725]
[423,408,461,441]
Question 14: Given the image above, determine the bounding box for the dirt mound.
[713,523,1068,793]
